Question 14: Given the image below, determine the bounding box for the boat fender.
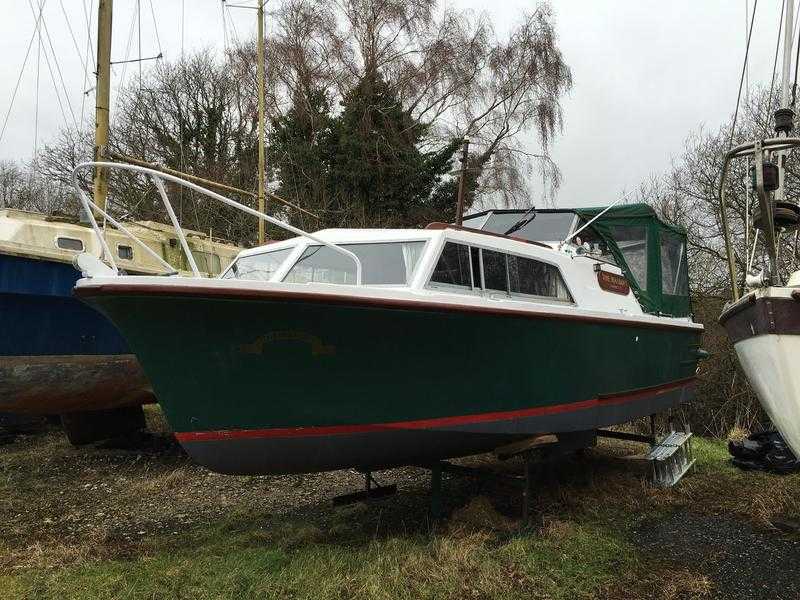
[745,271,767,289]
[72,252,116,278]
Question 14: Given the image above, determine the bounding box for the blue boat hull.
[0,253,152,414]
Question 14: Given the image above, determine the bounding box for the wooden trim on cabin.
[76,282,703,333]
[425,222,552,249]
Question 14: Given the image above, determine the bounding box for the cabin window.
[609,225,647,289]
[660,232,689,295]
[284,242,425,285]
[118,245,134,260]
[223,248,293,281]
[56,237,84,251]
[431,243,572,302]
[508,254,572,302]
[429,242,473,289]
[481,249,509,293]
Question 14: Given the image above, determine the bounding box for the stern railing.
[71,161,362,282]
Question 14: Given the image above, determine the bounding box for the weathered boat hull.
[720,289,800,457]
[0,253,151,414]
[78,283,702,475]
[0,354,152,414]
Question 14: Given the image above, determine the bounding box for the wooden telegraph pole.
[455,137,470,226]
[256,1,267,244]
[93,0,113,212]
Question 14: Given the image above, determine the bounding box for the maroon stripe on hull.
[175,377,696,444]
[179,383,695,475]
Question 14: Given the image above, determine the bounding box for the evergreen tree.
[326,71,459,228]
[269,87,335,230]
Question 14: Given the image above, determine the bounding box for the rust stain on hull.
[0,354,154,415]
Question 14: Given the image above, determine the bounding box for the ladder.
[647,430,695,487]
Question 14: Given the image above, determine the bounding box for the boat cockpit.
[463,205,691,318]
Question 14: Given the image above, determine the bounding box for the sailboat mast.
[782,1,794,110]
[93,0,113,212]
[257,1,266,244]
[777,0,795,204]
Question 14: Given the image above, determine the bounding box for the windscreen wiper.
[503,206,536,236]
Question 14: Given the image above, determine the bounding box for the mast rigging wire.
[58,0,92,82]
[728,0,758,151]
[764,0,785,137]
[138,0,142,89]
[793,11,800,107]
[111,3,140,129]
[34,0,42,167]
[148,0,163,58]
[0,0,47,146]
[80,0,94,131]
[26,0,79,132]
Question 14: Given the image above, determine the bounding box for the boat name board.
[596,268,630,296]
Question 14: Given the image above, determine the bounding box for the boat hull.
[78,284,702,474]
[720,290,800,457]
[0,253,151,414]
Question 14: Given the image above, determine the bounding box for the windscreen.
[221,248,293,281]
[283,242,426,285]
[478,212,575,241]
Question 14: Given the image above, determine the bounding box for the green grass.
[2,434,797,600]
[7,519,636,600]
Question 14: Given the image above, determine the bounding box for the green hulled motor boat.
[73,162,704,475]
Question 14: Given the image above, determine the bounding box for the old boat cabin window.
[508,255,572,300]
[429,242,473,289]
[222,248,293,281]
[660,231,689,295]
[429,242,572,302]
[481,249,508,293]
[56,236,84,251]
[283,242,425,285]
[118,245,134,260]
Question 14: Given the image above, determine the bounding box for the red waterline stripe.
[175,377,696,443]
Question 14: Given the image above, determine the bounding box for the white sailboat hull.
[721,286,800,457]
[734,334,800,457]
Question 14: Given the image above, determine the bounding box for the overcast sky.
[0,1,788,208]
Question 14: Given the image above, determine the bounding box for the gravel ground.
[632,510,800,600]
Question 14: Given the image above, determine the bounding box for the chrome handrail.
[71,161,363,282]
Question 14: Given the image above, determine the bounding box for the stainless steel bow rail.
[71,161,363,282]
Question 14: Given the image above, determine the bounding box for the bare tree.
[264,0,572,206]
[634,87,800,436]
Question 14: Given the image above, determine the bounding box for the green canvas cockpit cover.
[574,203,690,317]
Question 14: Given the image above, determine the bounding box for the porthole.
[56,237,84,251]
